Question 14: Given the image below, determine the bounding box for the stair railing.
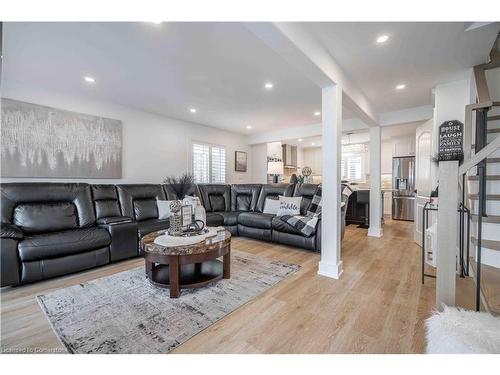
[460,100,500,311]
[456,36,499,311]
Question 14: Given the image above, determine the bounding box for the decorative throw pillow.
[263,197,280,215]
[182,195,200,208]
[276,196,302,216]
[157,200,174,219]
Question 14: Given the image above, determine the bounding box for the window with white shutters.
[346,156,362,180]
[341,144,366,182]
[341,155,363,181]
[192,142,226,183]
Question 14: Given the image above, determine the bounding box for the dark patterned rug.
[37,250,300,354]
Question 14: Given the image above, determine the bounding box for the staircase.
[464,37,500,314]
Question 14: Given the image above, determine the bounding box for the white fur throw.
[426,306,500,353]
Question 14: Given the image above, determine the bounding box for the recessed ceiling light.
[376,35,389,44]
[84,76,95,83]
[151,21,163,25]
[246,125,252,129]
[314,111,321,116]
[396,84,406,90]
[311,142,316,146]
[298,138,303,142]
[189,108,197,113]
[264,82,274,90]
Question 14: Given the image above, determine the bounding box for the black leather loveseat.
[1,182,323,287]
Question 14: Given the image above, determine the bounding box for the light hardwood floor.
[1,219,450,354]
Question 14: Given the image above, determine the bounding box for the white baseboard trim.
[368,227,383,238]
[318,260,343,279]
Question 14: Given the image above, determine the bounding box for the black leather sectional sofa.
[0,182,322,287]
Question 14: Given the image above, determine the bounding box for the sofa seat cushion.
[18,227,111,262]
[206,213,224,227]
[216,211,240,226]
[271,216,305,236]
[238,212,274,229]
[137,219,170,238]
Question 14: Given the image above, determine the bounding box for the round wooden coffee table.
[140,229,231,298]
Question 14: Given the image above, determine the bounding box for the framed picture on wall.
[235,151,247,172]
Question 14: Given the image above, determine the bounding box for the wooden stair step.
[468,194,500,200]
[488,115,500,121]
[471,237,500,251]
[467,175,500,180]
[469,259,500,316]
[487,158,500,163]
[487,128,500,134]
[471,214,500,223]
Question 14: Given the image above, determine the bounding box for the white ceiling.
[1,22,324,134]
[283,121,424,148]
[306,22,500,112]
[2,22,499,135]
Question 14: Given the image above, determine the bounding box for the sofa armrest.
[1,237,22,286]
[96,216,133,225]
[315,218,322,252]
[1,223,24,240]
[98,220,139,262]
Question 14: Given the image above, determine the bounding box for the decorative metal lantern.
[168,200,183,236]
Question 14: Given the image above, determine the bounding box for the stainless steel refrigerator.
[392,156,415,221]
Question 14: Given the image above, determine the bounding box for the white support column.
[368,126,383,237]
[436,160,459,310]
[318,84,343,279]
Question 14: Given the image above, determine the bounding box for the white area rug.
[37,250,300,354]
[426,306,500,353]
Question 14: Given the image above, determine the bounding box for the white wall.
[1,85,252,184]
[251,143,268,183]
[381,141,392,174]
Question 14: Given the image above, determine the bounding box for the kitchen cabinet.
[392,135,415,157]
[381,141,393,174]
[302,147,322,175]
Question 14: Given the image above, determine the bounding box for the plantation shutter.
[347,156,362,180]
[192,143,210,183]
[341,159,347,180]
[211,145,226,183]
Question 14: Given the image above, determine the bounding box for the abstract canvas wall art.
[235,151,247,172]
[1,98,122,178]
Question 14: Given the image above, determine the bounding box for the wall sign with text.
[438,120,464,162]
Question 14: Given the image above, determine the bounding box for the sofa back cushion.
[209,195,226,212]
[294,183,319,215]
[14,202,78,234]
[95,200,121,219]
[255,184,294,212]
[197,184,230,212]
[91,185,121,220]
[116,184,166,222]
[1,183,95,229]
[230,184,262,212]
[133,199,158,221]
